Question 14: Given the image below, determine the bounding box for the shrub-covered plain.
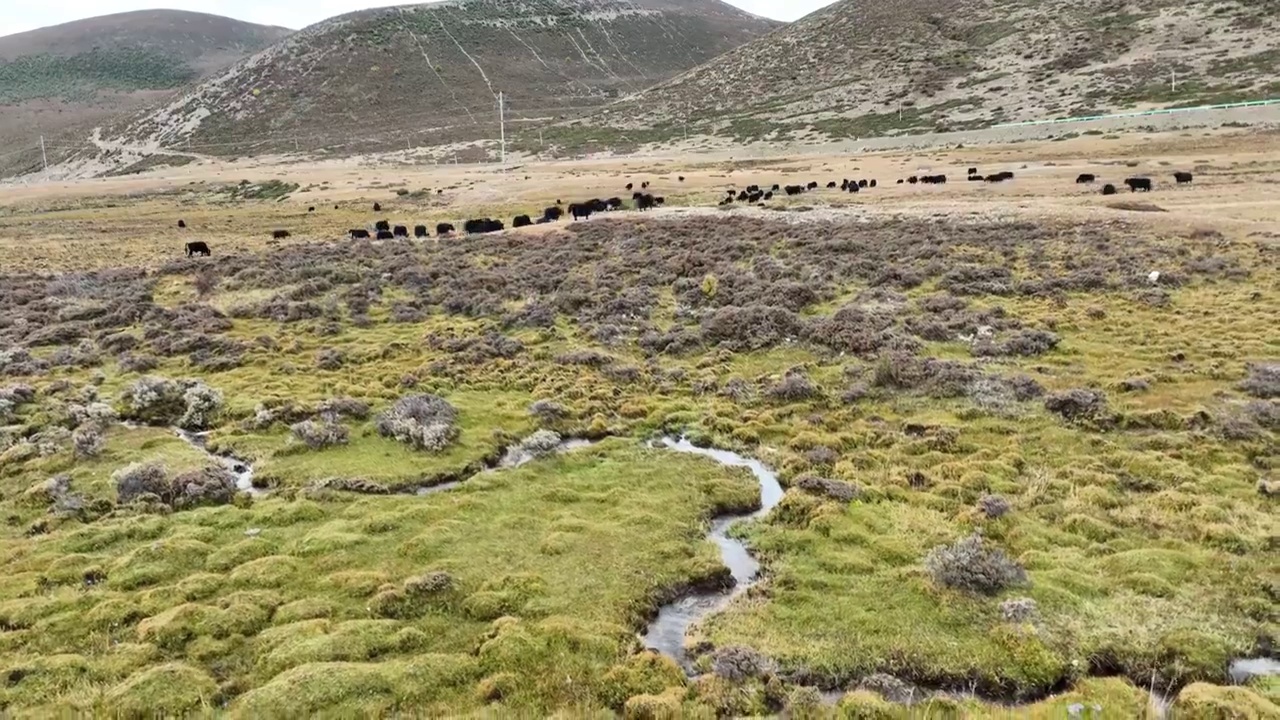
[0,210,1275,715]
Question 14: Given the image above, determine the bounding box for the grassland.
[0,144,1276,717]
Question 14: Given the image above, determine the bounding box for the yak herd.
[178,168,1197,257]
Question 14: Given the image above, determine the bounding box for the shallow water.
[1229,656,1280,684]
[641,436,784,667]
[172,428,261,495]
[416,438,598,495]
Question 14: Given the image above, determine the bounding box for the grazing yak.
[985,171,1014,183]
[375,220,390,232]
[308,206,315,213]
[1101,184,1118,195]
[1076,173,1097,184]
[858,179,868,188]
[376,230,394,240]
[414,225,428,238]
[392,225,409,238]
[570,203,594,220]
[436,223,455,236]
[967,167,978,176]
[1174,171,1193,184]
[806,181,819,190]
[185,241,210,257]
[869,179,877,188]
[373,202,382,212]
[464,218,503,234]
[626,183,633,191]
[513,214,533,227]
[1124,177,1152,192]
[771,184,780,191]
[635,194,656,211]
[907,176,919,184]
[349,229,371,239]
[177,220,186,229]
[848,183,859,193]
[272,229,291,239]
[784,185,805,196]
[763,191,773,200]
[605,197,624,210]
[543,206,563,222]
[678,176,685,182]
[826,181,837,188]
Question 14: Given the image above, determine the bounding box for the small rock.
[244,528,262,537]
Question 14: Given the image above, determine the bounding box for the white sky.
[0,0,835,37]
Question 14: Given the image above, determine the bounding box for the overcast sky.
[0,0,834,37]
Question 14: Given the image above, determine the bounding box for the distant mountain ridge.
[90,0,782,162]
[0,10,291,175]
[574,0,1280,144]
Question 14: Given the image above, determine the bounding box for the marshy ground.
[0,127,1276,717]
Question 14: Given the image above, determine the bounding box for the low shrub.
[170,467,237,509]
[315,348,345,370]
[1238,363,1279,399]
[403,571,453,595]
[924,533,1027,595]
[977,494,1012,519]
[1044,389,1108,422]
[999,597,1039,622]
[113,463,170,504]
[973,329,1060,357]
[317,396,370,420]
[72,425,105,459]
[711,646,776,682]
[120,376,223,429]
[290,420,349,449]
[701,305,803,351]
[117,353,159,374]
[180,383,223,430]
[515,430,562,458]
[794,476,860,502]
[375,394,460,452]
[528,399,569,424]
[766,372,820,402]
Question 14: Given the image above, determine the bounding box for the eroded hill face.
[582,0,1280,143]
[0,10,291,175]
[99,0,781,159]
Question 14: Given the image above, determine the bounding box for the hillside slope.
[0,10,291,171]
[580,0,1280,143]
[95,0,781,160]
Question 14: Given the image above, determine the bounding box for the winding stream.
[173,428,261,495]
[641,436,784,667]
[163,425,1280,701]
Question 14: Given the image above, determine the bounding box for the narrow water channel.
[641,436,783,668]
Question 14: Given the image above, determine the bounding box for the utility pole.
[39,135,48,181]
[497,91,506,169]
[1171,69,1177,93]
